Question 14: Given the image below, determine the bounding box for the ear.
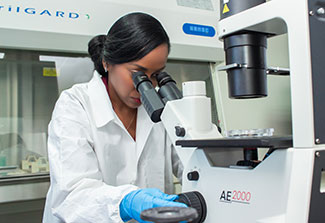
[102,60,108,73]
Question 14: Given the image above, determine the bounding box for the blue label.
[182,23,216,37]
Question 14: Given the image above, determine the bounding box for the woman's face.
[105,44,169,109]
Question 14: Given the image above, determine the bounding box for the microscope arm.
[160,81,223,165]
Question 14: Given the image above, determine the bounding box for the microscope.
[133,0,325,222]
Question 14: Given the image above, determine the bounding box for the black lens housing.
[224,32,268,99]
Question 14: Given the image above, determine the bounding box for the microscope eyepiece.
[132,71,165,123]
[132,71,152,92]
[156,72,182,102]
[156,71,176,87]
[131,71,182,122]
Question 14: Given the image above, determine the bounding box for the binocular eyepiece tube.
[132,71,182,123]
[132,71,165,123]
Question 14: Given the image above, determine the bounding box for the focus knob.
[176,191,207,223]
[175,126,186,137]
[187,171,199,181]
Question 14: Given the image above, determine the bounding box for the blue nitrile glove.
[120,188,187,222]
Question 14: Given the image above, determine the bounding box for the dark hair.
[88,35,107,77]
[102,12,170,65]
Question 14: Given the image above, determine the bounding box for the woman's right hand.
[119,188,187,222]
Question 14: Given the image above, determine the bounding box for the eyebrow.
[131,63,166,73]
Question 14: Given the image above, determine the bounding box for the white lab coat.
[43,71,183,223]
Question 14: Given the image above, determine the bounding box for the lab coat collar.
[136,105,155,161]
[89,71,155,162]
[88,71,155,137]
[88,71,115,128]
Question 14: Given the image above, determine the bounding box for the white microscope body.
[160,81,222,166]
[159,0,325,222]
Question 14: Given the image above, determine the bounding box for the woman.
[43,12,185,223]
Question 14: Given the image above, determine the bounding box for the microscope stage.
[176,136,292,149]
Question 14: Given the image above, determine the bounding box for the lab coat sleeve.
[47,90,138,223]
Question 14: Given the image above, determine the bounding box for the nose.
[133,90,140,97]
